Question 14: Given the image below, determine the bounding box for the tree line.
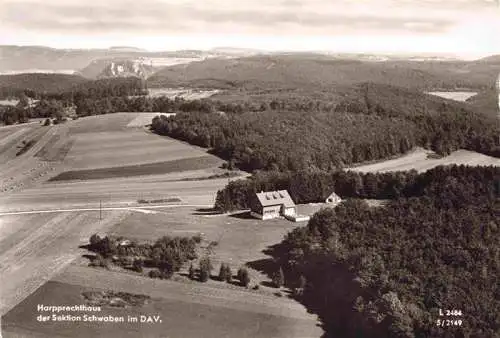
[214,165,500,212]
[0,77,147,124]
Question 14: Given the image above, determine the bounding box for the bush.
[193,233,202,244]
[160,268,174,280]
[89,253,110,269]
[133,259,144,273]
[148,268,173,280]
[149,269,162,279]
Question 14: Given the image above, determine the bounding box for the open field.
[68,114,138,134]
[427,91,477,102]
[148,88,220,100]
[0,123,62,192]
[348,147,500,173]
[109,206,303,254]
[0,210,128,316]
[64,129,220,171]
[0,113,224,192]
[126,112,176,127]
[0,111,235,335]
[0,99,19,106]
[50,156,222,181]
[0,126,30,149]
[106,206,310,298]
[2,205,321,337]
[2,271,321,338]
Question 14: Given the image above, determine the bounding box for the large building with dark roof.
[250,190,296,220]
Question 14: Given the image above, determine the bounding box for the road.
[0,203,213,216]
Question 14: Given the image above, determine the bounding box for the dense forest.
[0,74,146,100]
[467,89,499,120]
[267,166,499,337]
[151,83,500,172]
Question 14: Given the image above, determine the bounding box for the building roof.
[256,190,295,208]
[326,191,341,200]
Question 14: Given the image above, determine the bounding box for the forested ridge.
[238,165,499,337]
[151,83,500,172]
[148,54,499,91]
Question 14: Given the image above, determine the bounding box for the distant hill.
[0,73,89,98]
[147,54,500,91]
[476,54,500,64]
[108,46,148,52]
[0,45,211,75]
[79,59,157,79]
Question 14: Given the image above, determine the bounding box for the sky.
[1,0,500,58]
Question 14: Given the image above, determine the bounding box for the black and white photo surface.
[0,1,499,337]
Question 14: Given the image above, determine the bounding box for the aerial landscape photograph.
[0,0,499,337]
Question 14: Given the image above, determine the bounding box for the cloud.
[1,0,498,56]
[1,0,456,35]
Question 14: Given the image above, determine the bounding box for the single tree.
[218,263,228,281]
[89,233,101,247]
[294,275,307,296]
[224,265,232,283]
[188,263,195,280]
[299,275,307,290]
[199,256,212,282]
[133,259,144,273]
[272,266,285,288]
[237,267,250,287]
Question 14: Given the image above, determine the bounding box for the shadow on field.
[192,207,222,216]
[228,211,254,219]
[78,244,92,250]
[82,254,96,261]
[260,280,277,288]
[247,243,330,337]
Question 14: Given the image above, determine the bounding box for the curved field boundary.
[49,156,222,181]
[0,204,212,217]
